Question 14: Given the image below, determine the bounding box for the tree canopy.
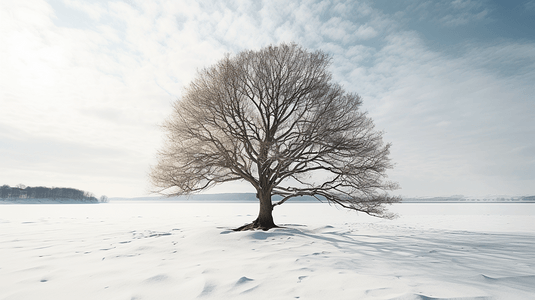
[151,43,400,230]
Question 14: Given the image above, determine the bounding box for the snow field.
[1,202,534,300]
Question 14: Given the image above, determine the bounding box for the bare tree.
[151,43,400,230]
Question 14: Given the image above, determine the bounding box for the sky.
[1,0,534,198]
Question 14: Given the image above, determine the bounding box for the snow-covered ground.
[1,202,534,300]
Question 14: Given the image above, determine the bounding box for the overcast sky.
[1,0,534,198]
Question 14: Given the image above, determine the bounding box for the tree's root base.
[233,221,280,231]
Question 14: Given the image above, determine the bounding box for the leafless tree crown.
[151,43,400,218]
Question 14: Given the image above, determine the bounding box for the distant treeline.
[402,195,535,203]
[0,184,106,203]
[111,193,535,203]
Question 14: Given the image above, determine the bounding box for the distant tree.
[151,43,400,230]
[24,186,35,198]
[33,186,49,198]
[50,187,60,199]
[10,186,21,199]
[99,195,109,203]
[13,184,27,198]
[0,185,10,199]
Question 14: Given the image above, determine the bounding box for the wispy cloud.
[389,0,490,27]
[349,32,535,195]
[525,0,535,11]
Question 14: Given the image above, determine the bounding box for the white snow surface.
[1,202,534,300]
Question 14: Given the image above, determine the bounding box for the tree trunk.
[234,189,277,231]
[256,190,276,229]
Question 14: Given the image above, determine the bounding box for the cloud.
[389,0,490,27]
[1,0,533,197]
[62,0,106,21]
[0,123,145,196]
[345,32,535,196]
